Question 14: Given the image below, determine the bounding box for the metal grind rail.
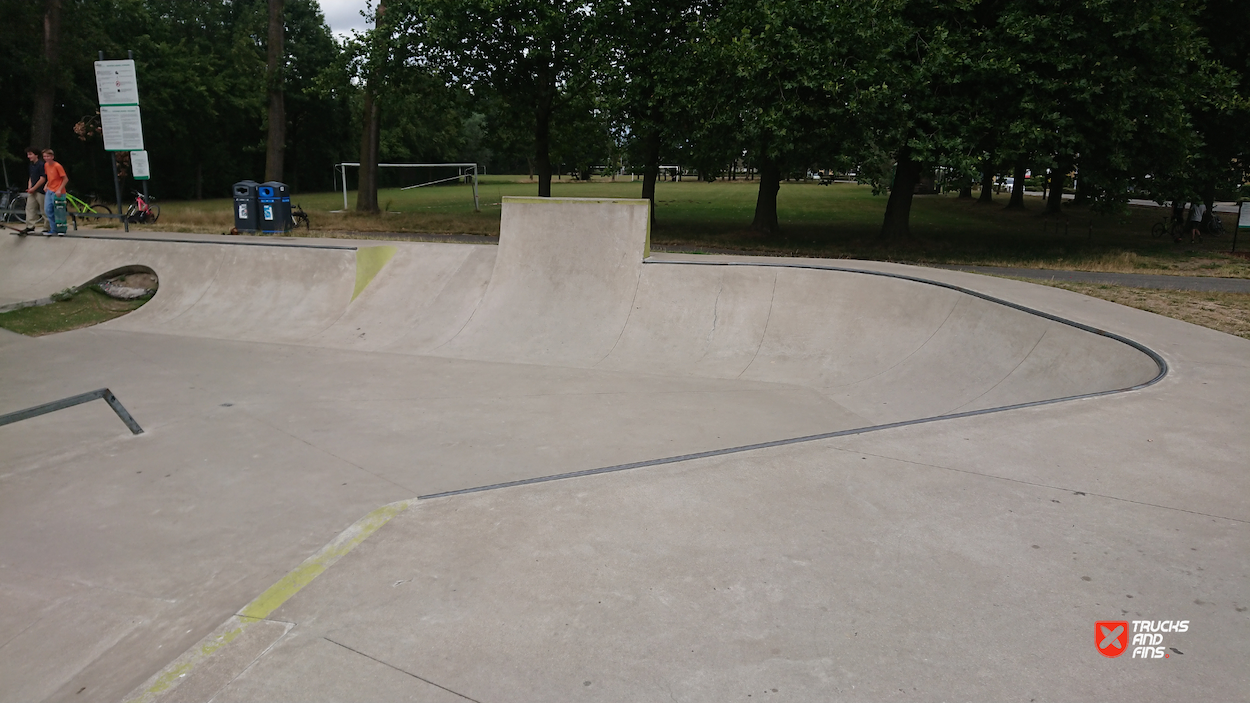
[0,388,144,435]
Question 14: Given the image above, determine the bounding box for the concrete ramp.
[0,235,356,344]
[0,201,1161,422]
[432,197,651,365]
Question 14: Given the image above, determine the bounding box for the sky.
[317,0,370,38]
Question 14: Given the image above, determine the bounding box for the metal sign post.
[98,51,126,231]
[1235,201,1248,254]
[96,49,147,231]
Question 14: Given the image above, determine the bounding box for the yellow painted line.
[352,245,397,301]
[123,499,414,703]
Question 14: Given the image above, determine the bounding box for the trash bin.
[53,194,68,234]
[233,180,259,233]
[258,181,290,235]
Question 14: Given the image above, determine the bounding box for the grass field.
[147,176,1250,278]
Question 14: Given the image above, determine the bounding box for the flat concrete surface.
[0,198,1245,702]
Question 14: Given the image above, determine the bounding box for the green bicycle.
[65,192,112,216]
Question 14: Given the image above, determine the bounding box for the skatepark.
[1,197,1246,700]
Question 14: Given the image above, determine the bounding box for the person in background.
[41,148,67,236]
[1188,200,1207,244]
[24,147,46,233]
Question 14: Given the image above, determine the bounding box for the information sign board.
[131,150,150,180]
[94,60,140,106]
[101,106,145,151]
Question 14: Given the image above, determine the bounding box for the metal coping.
[0,388,144,435]
[419,258,1167,500]
[45,232,357,251]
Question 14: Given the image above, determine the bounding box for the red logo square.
[1097,621,1129,657]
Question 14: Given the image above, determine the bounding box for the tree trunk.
[750,154,781,235]
[534,68,554,197]
[264,0,285,182]
[880,146,921,240]
[1046,160,1068,214]
[30,0,62,148]
[958,184,972,198]
[1006,159,1026,209]
[1072,168,1094,204]
[355,89,380,212]
[355,0,384,213]
[977,167,994,204]
[639,127,660,224]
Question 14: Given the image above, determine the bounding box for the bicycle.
[65,192,112,216]
[1151,202,1186,239]
[291,203,310,230]
[1206,213,1225,237]
[0,187,28,224]
[1152,214,1187,239]
[125,191,160,225]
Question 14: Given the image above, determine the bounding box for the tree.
[997,0,1204,214]
[264,0,285,181]
[1185,0,1250,213]
[864,1,999,239]
[30,0,63,149]
[699,0,877,235]
[599,0,708,219]
[355,0,387,213]
[420,0,596,197]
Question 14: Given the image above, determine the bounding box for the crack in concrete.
[323,637,485,702]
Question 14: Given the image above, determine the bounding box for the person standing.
[1188,201,1207,244]
[41,148,67,236]
[24,147,47,233]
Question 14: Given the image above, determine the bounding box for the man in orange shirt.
[41,149,67,236]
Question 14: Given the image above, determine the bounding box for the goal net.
[333,162,480,211]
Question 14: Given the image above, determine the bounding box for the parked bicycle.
[125,191,160,224]
[1207,212,1225,237]
[291,203,310,230]
[0,187,28,224]
[66,192,112,216]
[1151,201,1186,239]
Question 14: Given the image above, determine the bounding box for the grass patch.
[0,286,151,336]
[1031,281,1250,340]
[146,177,1250,278]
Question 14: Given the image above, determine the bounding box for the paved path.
[927,264,1250,293]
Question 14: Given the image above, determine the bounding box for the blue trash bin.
[258,182,290,235]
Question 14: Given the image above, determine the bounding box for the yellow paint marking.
[352,246,397,301]
[239,500,409,619]
[124,500,414,703]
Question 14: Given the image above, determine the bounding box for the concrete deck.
[0,197,1246,702]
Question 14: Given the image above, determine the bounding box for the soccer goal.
[333,162,480,212]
